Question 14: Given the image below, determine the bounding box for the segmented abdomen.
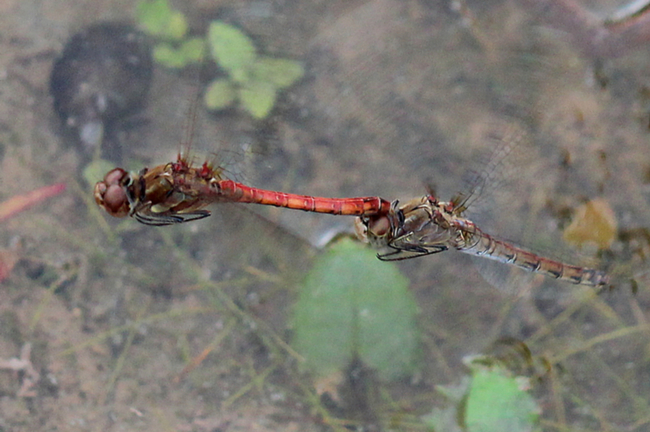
[454,219,609,287]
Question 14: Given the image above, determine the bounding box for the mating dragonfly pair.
[94,152,609,288]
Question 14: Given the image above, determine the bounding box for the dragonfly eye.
[93,168,131,218]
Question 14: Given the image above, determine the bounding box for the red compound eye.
[94,168,131,218]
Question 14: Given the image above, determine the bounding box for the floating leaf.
[204,79,237,110]
[464,356,540,432]
[136,0,187,40]
[208,21,257,75]
[563,198,617,249]
[239,80,277,119]
[252,57,304,88]
[292,238,418,380]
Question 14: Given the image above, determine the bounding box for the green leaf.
[153,43,187,68]
[179,38,206,63]
[136,0,187,40]
[464,358,540,432]
[153,39,205,69]
[208,21,257,74]
[239,81,277,119]
[292,238,418,380]
[229,67,251,84]
[252,57,304,88]
[204,79,237,110]
[167,10,188,40]
[136,0,171,36]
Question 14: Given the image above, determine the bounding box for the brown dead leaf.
[563,198,617,249]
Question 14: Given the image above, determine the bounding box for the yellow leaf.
[563,198,617,249]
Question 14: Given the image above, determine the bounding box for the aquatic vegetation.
[135,0,304,119]
[291,238,419,380]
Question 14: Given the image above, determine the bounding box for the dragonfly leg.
[377,242,448,261]
[134,210,211,226]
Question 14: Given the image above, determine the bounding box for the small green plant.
[291,238,419,380]
[423,355,541,432]
[135,0,304,119]
[135,0,204,68]
[203,21,304,119]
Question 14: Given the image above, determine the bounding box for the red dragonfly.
[94,154,391,226]
[354,119,610,289]
[355,193,609,288]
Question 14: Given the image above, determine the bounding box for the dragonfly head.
[94,168,134,218]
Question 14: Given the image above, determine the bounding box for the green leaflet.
[292,238,419,380]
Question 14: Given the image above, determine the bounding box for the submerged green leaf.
[136,0,187,40]
[204,79,237,110]
[152,38,205,69]
[292,238,418,380]
[464,357,540,432]
[208,21,257,74]
[166,10,188,40]
[238,81,277,119]
[425,356,540,432]
[252,57,304,88]
[153,43,186,68]
[179,37,205,62]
